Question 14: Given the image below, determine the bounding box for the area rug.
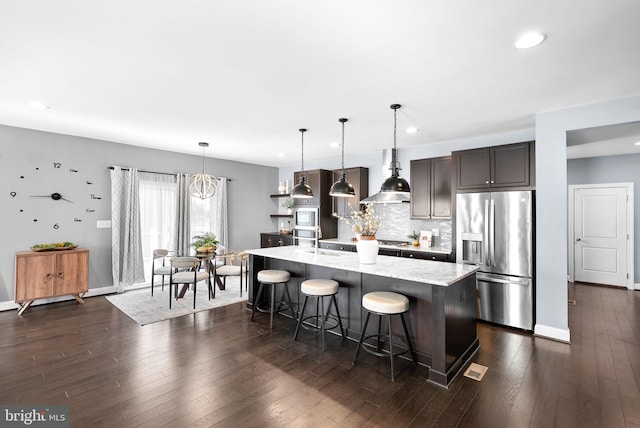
[105,278,247,325]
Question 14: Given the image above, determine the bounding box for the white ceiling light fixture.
[514,32,546,49]
[405,126,419,134]
[28,101,50,110]
[635,141,640,146]
[189,142,218,199]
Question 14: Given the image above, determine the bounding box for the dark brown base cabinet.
[247,252,479,388]
[400,249,450,262]
[410,156,452,219]
[260,233,294,248]
[319,241,451,261]
[318,241,356,252]
[453,141,535,191]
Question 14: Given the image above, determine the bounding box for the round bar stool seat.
[294,279,345,351]
[352,291,417,382]
[257,270,290,284]
[251,270,294,330]
[301,278,339,295]
[362,291,409,314]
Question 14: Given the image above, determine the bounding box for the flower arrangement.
[339,204,383,237]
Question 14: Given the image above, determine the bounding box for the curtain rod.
[107,166,231,181]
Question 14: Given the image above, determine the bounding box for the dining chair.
[213,251,249,297]
[169,257,213,309]
[151,249,175,296]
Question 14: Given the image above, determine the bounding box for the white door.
[574,186,628,286]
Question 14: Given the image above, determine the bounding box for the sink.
[302,250,341,256]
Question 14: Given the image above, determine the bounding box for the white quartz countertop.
[245,246,476,286]
[319,238,451,255]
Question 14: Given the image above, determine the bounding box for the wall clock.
[9,162,102,230]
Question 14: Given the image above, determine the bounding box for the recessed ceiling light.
[405,127,419,134]
[29,101,50,110]
[635,141,640,146]
[514,32,546,49]
[277,153,286,158]
[330,142,341,148]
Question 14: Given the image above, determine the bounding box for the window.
[139,172,178,281]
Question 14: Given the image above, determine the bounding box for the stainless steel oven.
[294,208,319,248]
[294,207,317,228]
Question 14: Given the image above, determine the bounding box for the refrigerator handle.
[484,199,491,266]
[489,198,495,267]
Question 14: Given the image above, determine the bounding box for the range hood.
[360,148,411,204]
[360,191,410,204]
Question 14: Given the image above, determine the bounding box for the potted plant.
[282,198,294,214]
[192,233,219,254]
[408,230,420,247]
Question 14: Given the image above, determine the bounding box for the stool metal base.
[251,281,295,330]
[352,310,417,382]
[293,294,345,351]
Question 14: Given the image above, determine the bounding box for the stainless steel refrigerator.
[456,191,534,330]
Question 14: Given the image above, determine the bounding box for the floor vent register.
[463,363,488,381]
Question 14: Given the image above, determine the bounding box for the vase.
[287,208,293,214]
[356,236,379,264]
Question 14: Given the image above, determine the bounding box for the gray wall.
[0,125,277,303]
[535,95,640,341]
[568,153,640,278]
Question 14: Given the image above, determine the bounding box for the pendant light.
[329,118,355,197]
[189,142,218,199]
[380,104,411,194]
[291,128,313,198]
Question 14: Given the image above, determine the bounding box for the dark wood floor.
[1,282,639,427]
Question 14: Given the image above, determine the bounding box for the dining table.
[175,250,242,298]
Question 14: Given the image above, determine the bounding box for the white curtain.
[139,172,178,278]
[190,177,228,250]
[175,173,191,256]
[110,167,145,292]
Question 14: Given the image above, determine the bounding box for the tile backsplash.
[336,203,452,250]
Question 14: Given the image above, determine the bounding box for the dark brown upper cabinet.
[410,156,452,219]
[292,168,337,238]
[331,167,369,217]
[292,169,333,207]
[453,141,535,191]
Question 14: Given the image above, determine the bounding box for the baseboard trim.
[534,323,571,343]
[0,285,118,313]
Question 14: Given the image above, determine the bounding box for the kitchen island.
[245,245,479,388]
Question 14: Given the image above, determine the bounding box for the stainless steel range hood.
[361,148,411,204]
[360,190,410,204]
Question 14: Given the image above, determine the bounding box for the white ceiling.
[1,1,639,167]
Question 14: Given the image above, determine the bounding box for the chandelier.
[189,142,218,199]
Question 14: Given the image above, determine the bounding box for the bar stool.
[352,291,417,382]
[251,269,294,329]
[293,279,345,351]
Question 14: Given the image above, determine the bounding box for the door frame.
[568,182,635,289]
